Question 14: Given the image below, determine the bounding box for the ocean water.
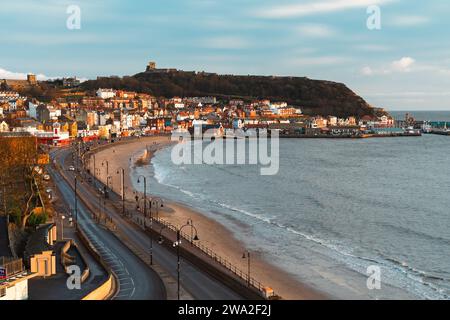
[390,110,450,122]
[133,135,450,299]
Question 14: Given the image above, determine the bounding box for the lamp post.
[102,160,109,183]
[74,176,78,230]
[158,222,199,300]
[147,199,154,266]
[107,175,113,191]
[116,168,126,217]
[61,215,66,240]
[242,251,251,287]
[92,154,96,181]
[137,176,148,221]
[95,168,101,189]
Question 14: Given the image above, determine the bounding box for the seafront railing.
[151,216,267,294]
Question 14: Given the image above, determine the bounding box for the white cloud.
[296,24,336,38]
[0,67,52,81]
[361,57,416,76]
[391,57,415,72]
[389,15,430,27]
[255,0,394,19]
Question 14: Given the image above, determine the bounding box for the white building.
[28,101,38,119]
[0,91,20,101]
[0,258,36,301]
[270,102,288,109]
[0,276,31,300]
[328,116,338,126]
[48,107,61,120]
[96,88,116,99]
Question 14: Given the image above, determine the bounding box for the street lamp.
[102,160,109,177]
[137,176,148,220]
[158,222,199,300]
[107,175,113,191]
[242,251,251,287]
[116,168,126,216]
[92,154,96,180]
[61,215,66,240]
[147,199,154,266]
[74,176,78,230]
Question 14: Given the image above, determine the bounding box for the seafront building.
[0,69,413,142]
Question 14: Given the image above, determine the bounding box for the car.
[68,166,75,171]
[43,174,51,181]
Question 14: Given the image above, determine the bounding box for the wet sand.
[90,136,327,300]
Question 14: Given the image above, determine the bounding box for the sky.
[1,0,449,110]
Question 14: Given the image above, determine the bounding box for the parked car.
[43,174,51,181]
[68,166,75,171]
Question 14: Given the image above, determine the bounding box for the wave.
[376,222,450,245]
[149,148,450,299]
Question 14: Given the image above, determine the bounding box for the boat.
[421,121,432,134]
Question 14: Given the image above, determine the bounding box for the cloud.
[391,57,415,72]
[389,15,430,27]
[255,0,394,19]
[361,57,416,76]
[0,67,53,81]
[296,24,336,38]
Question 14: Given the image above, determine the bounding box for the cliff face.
[82,71,377,118]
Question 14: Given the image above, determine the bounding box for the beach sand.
[90,136,327,300]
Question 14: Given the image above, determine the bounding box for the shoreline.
[90,136,327,300]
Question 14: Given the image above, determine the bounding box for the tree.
[0,136,39,230]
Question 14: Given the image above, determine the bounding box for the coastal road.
[53,146,244,300]
[48,149,167,300]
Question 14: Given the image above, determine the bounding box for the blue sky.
[1,0,450,110]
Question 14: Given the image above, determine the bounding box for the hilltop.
[80,66,381,118]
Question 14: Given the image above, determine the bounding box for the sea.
[132,111,450,300]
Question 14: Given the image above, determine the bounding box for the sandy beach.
[89,136,327,300]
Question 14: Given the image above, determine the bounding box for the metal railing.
[151,216,268,294]
[0,257,23,279]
